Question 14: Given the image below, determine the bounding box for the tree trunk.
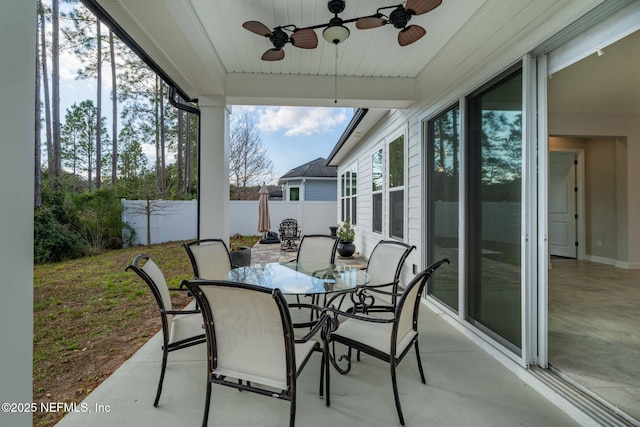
[185,113,192,196]
[177,108,183,198]
[52,0,61,186]
[146,198,151,248]
[159,82,165,197]
[110,30,117,186]
[155,76,160,196]
[95,20,102,189]
[38,0,53,179]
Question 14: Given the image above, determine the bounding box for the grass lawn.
[33,237,259,427]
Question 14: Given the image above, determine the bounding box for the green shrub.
[71,187,125,250]
[34,207,85,264]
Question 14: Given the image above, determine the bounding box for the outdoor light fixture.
[322,20,350,44]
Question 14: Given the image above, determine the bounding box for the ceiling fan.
[243,0,442,61]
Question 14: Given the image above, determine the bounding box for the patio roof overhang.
[82,0,607,110]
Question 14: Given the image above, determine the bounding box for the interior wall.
[549,113,639,266]
[549,137,629,266]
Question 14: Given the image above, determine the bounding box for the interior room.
[547,28,640,421]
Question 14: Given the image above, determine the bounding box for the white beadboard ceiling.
[92,0,610,107]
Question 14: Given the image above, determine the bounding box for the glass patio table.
[224,262,369,297]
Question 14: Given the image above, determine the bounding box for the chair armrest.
[358,279,399,290]
[295,313,330,343]
[162,309,201,315]
[321,306,394,324]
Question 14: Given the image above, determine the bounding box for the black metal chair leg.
[390,361,405,427]
[202,379,212,427]
[289,390,297,427]
[325,344,331,407]
[319,352,325,398]
[154,348,168,406]
[414,340,426,384]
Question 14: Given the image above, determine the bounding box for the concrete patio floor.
[56,242,582,427]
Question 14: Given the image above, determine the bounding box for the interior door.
[549,152,577,258]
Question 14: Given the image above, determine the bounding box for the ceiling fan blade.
[356,16,386,29]
[243,20,272,37]
[398,24,426,46]
[405,0,442,15]
[262,48,285,61]
[290,28,318,49]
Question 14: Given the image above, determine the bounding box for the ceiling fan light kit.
[243,0,442,61]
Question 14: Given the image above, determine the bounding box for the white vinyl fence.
[122,199,338,246]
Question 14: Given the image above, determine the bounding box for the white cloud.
[255,107,348,136]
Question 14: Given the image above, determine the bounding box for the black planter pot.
[337,241,355,258]
[230,246,251,267]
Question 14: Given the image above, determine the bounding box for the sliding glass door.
[466,66,523,353]
[427,105,460,311]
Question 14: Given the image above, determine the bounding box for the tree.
[52,0,62,185]
[38,0,54,179]
[229,113,274,200]
[61,100,109,190]
[109,30,118,185]
[117,122,149,191]
[63,5,108,188]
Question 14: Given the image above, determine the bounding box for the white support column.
[198,97,230,241]
[0,1,35,426]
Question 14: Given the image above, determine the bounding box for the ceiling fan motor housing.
[270,28,289,49]
[390,6,413,29]
[327,0,346,14]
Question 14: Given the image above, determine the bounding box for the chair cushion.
[332,317,417,357]
[169,312,204,344]
[213,340,318,390]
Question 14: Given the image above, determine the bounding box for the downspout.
[168,86,202,239]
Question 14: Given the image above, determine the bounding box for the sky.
[231,106,353,182]
[50,0,354,186]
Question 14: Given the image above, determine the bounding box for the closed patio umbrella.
[258,184,271,238]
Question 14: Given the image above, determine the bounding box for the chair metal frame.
[279,218,301,252]
[183,279,329,427]
[354,240,416,313]
[322,258,449,427]
[182,238,234,279]
[126,254,206,407]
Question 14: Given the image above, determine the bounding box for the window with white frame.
[372,149,383,234]
[289,187,300,201]
[340,164,357,225]
[388,135,404,239]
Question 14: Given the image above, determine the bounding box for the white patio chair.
[126,254,206,407]
[322,258,449,427]
[295,234,339,264]
[182,279,328,427]
[288,234,339,315]
[182,238,234,279]
[353,240,415,314]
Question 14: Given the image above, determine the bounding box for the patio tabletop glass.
[224,262,369,295]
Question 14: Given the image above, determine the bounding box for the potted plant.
[229,233,252,267]
[336,218,356,258]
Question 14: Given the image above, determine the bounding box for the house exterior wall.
[304,179,337,201]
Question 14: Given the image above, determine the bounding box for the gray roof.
[279,157,337,181]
